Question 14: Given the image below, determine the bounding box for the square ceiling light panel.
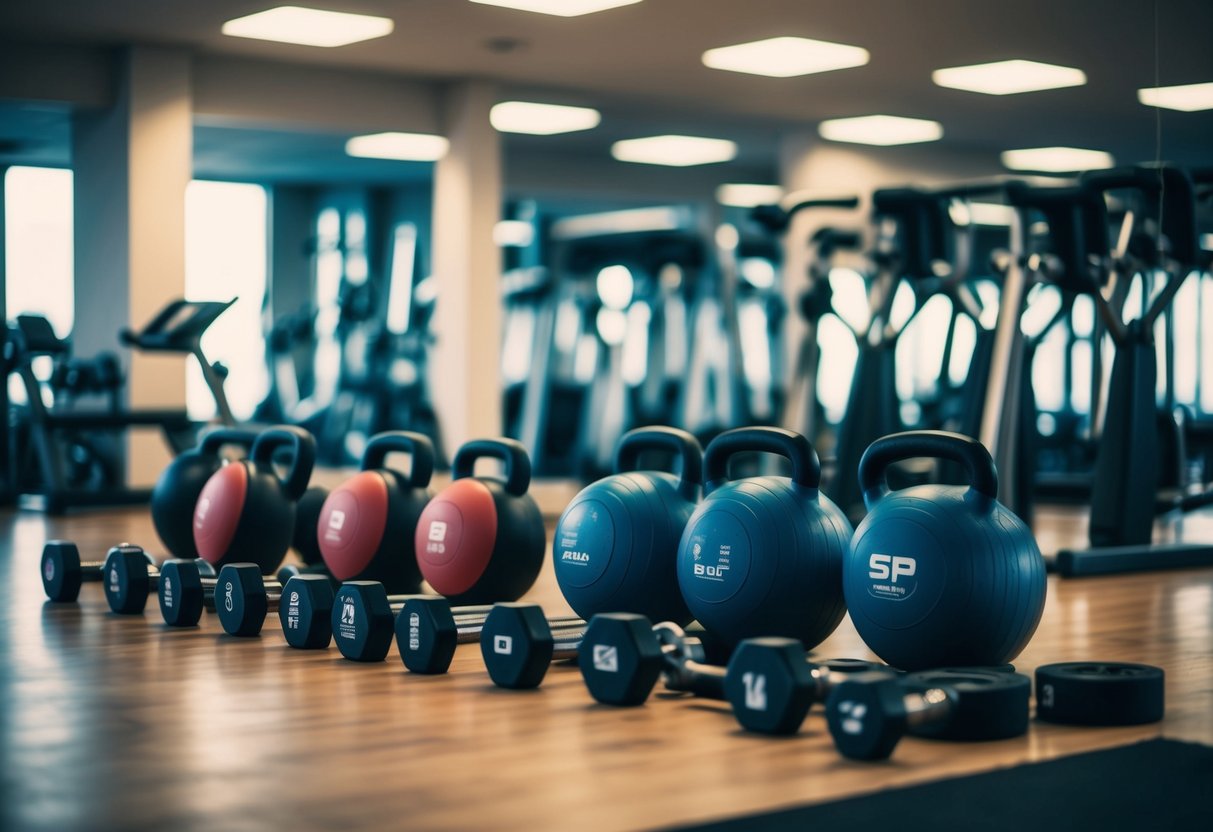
[932,60,1087,95]
[222,6,394,47]
[490,102,602,135]
[818,115,943,146]
[469,0,642,15]
[717,184,784,207]
[611,135,738,166]
[1001,146,1114,173]
[346,132,449,161]
[1138,82,1213,111]
[703,36,869,78]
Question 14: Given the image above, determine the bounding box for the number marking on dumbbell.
[338,598,356,640]
[286,591,300,631]
[163,577,173,609]
[224,582,234,612]
[742,672,767,711]
[407,612,421,651]
[837,700,867,735]
[44,559,54,582]
[493,635,513,655]
[109,567,120,594]
[592,645,618,673]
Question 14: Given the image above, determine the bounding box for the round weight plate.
[1035,662,1164,726]
[903,669,1031,741]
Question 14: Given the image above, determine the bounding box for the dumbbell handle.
[203,584,289,611]
[666,658,727,699]
[901,687,953,727]
[387,602,503,618]
[465,617,584,647]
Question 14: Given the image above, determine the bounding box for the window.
[184,181,269,421]
[4,167,74,336]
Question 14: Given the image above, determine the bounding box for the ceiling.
[1,0,1211,173]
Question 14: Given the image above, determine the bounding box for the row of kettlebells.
[151,422,1047,672]
[152,427,544,606]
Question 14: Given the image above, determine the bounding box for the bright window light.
[703,36,869,78]
[185,181,269,421]
[346,132,449,161]
[611,135,737,167]
[221,6,394,48]
[469,0,642,16]
[968,202,1016,226]
[1001,146,1114,173]
[717,183,784,207]
[818,115,943,146]
[4,167,74,338]
[932,60,1087,95]
[490,101,601,135]
[494,220,535,247]
[1137,81,1213,112]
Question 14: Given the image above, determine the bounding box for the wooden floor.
[2,490,1212,831]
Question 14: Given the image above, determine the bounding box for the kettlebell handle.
[360,431,435,488]
[452,438,531,497]
[614,426,703,502]
[702,427,822,496]
[196,427,258,458]
[250,426,317,502]
[858,430,998,510]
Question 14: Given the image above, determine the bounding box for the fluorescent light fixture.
[469,0,642,16]
[932,59,1086,95]
[818,115,943,146]
[550,206,690,240]
[346,132,449,161]
[490,101,601,135]
[494,220,535,248]
[1201,233,1213,252]
[222,6,394,47]
[1001,146,1114,173]
[611,135,737,167]
[717,183,784,207]
[1138,81,1213,112]
[702,36,869,78]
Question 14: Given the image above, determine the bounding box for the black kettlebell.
[317,431,435,592]
[676,427,853,646]
[293,486,329,566]
[151,428,257,560]
[193,425,317,574]
[414,438,545,605]
[554,426,702,625]
[844,430,1046,671]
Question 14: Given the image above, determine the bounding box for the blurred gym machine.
[1055,165,1213,575]
[3,298,236,513]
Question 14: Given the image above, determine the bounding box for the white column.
[73,46,192,485]
[430,82,503,452]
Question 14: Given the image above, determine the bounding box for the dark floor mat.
[671,738,1213,831]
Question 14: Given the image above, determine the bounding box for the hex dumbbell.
[825,670,1031,760]
[578,613,735,706]
[206,563,324,636]
[478,604,589,689]
[723,638,891,735]
[156,557,307,623]
[329,581,492,662]
[41,541,154,603]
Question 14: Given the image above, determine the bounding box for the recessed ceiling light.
[346,132,449,161]
[494,221,535,247]
[221,6,394,48]
[490,101,602,135]
[702,36,869,78]
[932,59,1087,95]
[717,183,784,207]
[817,115,943,146]
[1138,81,1213,112]
[469,0,642,16]
[611,135,737,167]
[1000,146,1114,173]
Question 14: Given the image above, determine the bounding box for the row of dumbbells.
[43,540,1165,762]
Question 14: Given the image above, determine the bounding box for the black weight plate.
[903,670,1031,741]
[1035,662,1164,726]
